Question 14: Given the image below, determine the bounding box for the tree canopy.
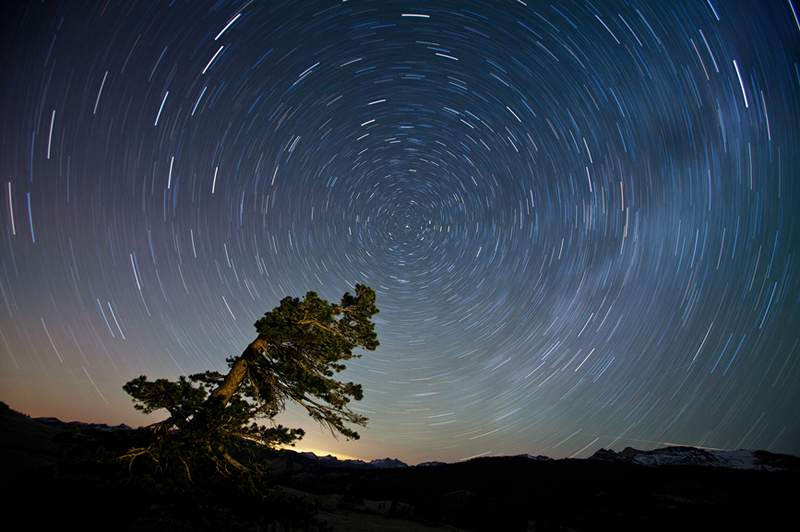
[121,284,379,485]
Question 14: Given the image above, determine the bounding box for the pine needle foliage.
[121,284,379,489]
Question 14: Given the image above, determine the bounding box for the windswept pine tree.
[121,284,379,487]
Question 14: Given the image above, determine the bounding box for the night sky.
[1,0,799,464]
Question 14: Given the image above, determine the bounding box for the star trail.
[0,0,798,464]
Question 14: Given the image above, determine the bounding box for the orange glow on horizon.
[279,445,362,461]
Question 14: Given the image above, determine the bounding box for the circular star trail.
[1,0,799,463]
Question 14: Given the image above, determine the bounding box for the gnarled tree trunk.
[183,337,269,435]
[209,337,269,406]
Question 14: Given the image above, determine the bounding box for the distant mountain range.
[297,445,800,473]
[3,401,798,473]
[267,445,800,472]
[589,445,800,472]
[298,452,408,469]
[33,416,133,433]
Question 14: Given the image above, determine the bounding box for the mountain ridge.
[5,401,797,473]
[589,445,800,472]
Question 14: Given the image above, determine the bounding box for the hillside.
[1,402,796,531]
[0,401,63,482]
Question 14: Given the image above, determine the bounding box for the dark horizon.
[1,0,799,466]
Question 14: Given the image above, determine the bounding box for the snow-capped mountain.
[517,453,553,461]
[590,446,800,472]
[369,458,408,468]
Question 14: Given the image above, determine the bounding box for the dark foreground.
[2,402,797,531]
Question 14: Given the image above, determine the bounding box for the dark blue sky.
[0,0,798,463]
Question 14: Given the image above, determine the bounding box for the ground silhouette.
[2,401,797,531]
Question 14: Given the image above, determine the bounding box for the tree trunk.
[184,337,269,435]
[210,337,268,406]
[210,356,248,405]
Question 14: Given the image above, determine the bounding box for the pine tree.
[121,284,379,486]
